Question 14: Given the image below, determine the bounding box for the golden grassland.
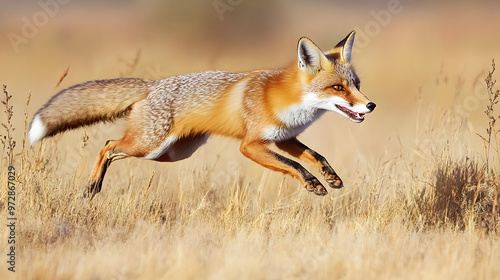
[1,2,500,279]
[0,91,498,279]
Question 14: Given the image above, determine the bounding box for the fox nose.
[366,102,376,112]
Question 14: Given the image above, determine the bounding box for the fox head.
[297,31,376,123]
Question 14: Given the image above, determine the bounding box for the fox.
[29,31,376,198]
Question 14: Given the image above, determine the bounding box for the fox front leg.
[240,140,329,196]
[275,138,343,189]
[320,164,343,189]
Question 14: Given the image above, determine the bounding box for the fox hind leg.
[85,139,131,199]
[85,133,209,199]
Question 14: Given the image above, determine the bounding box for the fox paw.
[321,167,343,189]
[304,177,328,196]
[83,181,102,200]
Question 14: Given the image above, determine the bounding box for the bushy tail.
[29,78,157,144]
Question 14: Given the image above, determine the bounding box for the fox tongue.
[335,104,365,121]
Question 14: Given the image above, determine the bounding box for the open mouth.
[335,105,365,122]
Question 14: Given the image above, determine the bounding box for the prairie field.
[1,1,500,279]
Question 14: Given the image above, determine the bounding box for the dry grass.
[1,2,500,279]
[0,60,499,279]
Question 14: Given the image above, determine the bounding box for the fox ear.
[335,30,356,62]
[297,37,328,74]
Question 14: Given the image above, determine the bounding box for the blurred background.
[1,0,499,187]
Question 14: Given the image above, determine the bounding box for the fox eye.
[332,84,345,91]
[355,82,360,90]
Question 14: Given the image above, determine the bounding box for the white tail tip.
[29,114,46,144]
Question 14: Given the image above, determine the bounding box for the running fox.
[29,31,376,198]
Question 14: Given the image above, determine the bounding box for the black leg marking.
[270,151,328,196]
